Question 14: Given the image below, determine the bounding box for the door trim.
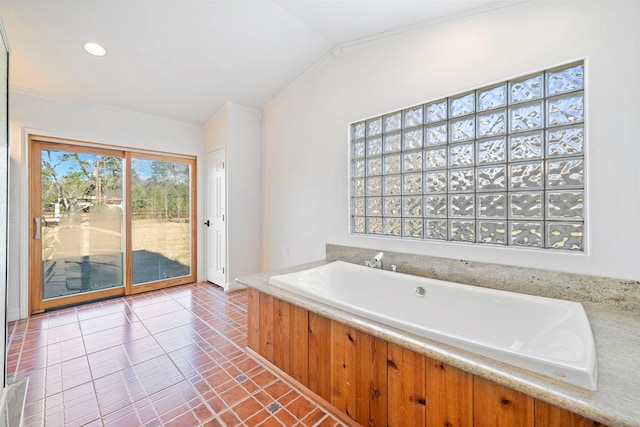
[26,134,198,314]
[206,148,226,289]
[29,139,127,313]
[126,152,198,295]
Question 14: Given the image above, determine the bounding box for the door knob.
[34,217,41,239]
[204,220,210,227]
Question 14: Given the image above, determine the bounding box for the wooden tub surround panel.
[330,322,358,419]
[355,332,387,426]
[247,289,605,427]
[474,376,535,427]
[309,312,332,401]
[425,357,473,426]
[388,343,427,426]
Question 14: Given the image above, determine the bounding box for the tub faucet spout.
[365,252,384,269]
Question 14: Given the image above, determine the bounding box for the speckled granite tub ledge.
[237,245,640,427]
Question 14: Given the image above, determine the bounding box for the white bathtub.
[268,261,597,391]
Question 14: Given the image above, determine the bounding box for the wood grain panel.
[246,288,260,351]
[258,292,274,362]
[473,376,534,427]
[535,400,606,427]
[308,312,331,401]
[289,304,309,386]
[330,321,358,420]
[356,332,387,427]
[272,298,291,372]
[425,356,473,427]
[387,343,426,427]
[248,294,602,427]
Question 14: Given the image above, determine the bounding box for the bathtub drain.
[415,286,426,297]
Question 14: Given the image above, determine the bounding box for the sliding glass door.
[30,138,196,313]
[129,154,195,293]
[30,142,125,311]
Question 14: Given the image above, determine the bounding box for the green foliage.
[41,150,190,219]
[132,159,190,219]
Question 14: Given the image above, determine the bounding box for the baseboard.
[6,308,20,322]
[227,281,246,292]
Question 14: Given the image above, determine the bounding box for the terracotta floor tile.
[46,323,83,345]
[83,329,124,354]
[153,325,198,353]
[234,354,261,372]
[206,394,228,414]
[21,400,44,425]
[244,408,270,426]
[217,409,242,425]
[315,415,341,427]
[251,368,278,388]
[135,356,184,395]
[220,360,242,378]
[240,377,260,394]
[159,403,192,424]
[131,299,185,320]
[94,371,139,414]
[264,380,294,400]
[277,389,300,407]
[134,401,161,425]
[206,370,236,394]
[76,300,128,321]
[300,407,327,425]
[274,407,298,426]
[7,283,335,426]
[164,410,200,427]
[87,345,132,379]
[46,382,101,426]
[286,396,319,421]
[46,337,86,366]
[80,312,137,335]
[83,321,150,354]
[192,402,215,424]
[46,356,93,396]
[201,417,225,427]
[102,410,141,427]
[219,383,252,407]
[253,390,276,407]
[258,415,286,427]
[191,377,214,397]
[122,335,165,365]
[233,396,263,420]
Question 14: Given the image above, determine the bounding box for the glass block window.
[350,61,585,251]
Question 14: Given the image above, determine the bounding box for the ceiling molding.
[9,84,202,128]
[264,0,526,112]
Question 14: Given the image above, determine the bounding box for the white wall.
[262,0,640,281]
[205,102,262,288]
[8,88,205,320]
[204,106,229,152]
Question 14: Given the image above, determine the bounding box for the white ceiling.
[1,0,508,125]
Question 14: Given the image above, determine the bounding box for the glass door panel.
[33,143,125,311]
[130,156,193,287]
[30,138,197,312]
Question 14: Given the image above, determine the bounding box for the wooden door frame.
[125,152,197,295]
[28,135,197,314]
[29,139,127,313]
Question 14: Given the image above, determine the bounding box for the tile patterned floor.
[7,283,346,427]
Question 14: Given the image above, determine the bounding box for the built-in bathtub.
[268,260,597,391]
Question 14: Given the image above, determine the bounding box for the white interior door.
[206,148,226,288]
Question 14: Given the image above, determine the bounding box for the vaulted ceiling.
[1,0,508,125]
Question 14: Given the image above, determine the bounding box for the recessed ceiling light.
[83,42,106,57]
